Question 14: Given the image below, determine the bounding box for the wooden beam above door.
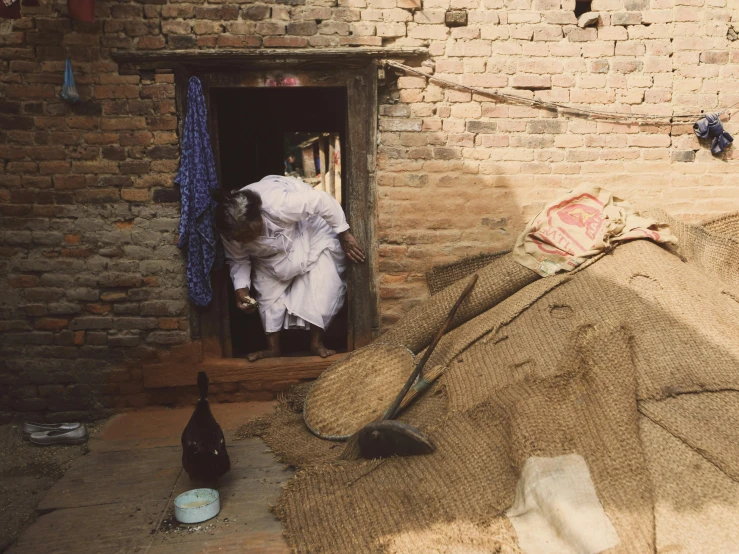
[112,47,428,72]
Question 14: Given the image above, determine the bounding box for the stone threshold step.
[143,354,342,388]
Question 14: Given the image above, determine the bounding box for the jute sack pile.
[243,209,739,554]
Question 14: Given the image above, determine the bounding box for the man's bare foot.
[248,331,281,362]
[310,343,336,358]
[247,349,280,362]
[309,326,335,358]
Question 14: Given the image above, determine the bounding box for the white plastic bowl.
[174,488,220,524]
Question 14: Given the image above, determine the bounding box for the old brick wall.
[375,0,739,324]
[1,0,739,417]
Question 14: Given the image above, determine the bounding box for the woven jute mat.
[640,415,739,554]
[272,325,653,553]
[242,210,739,553]
[303,343,416,440]
[701,211,739,240]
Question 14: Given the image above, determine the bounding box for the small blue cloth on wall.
[694,113,733,155]
[176,76,219,307]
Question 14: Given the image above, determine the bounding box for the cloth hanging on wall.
[67,0,94,22]
[176,76,220,308]
[60,59,80,104]
[0,0,21,19]
[694,113,733,155]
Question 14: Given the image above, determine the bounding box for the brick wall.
[1,0,739,418]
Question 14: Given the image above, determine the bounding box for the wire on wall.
[384,60,739,125]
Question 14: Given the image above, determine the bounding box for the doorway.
[212,86,349,358]
[187,65,378,362]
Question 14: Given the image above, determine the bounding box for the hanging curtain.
[176,76,220,308]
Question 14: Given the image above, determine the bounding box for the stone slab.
[7,500,168,554]
[38,447,182,510]
[91,401,277,452]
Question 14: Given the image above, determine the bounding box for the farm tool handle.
[383,274,479,421]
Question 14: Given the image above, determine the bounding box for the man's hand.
[339,230,365,263]
[235,288,258,314]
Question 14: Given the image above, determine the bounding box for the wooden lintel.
[143,354,342,388]
[112,47,428,72]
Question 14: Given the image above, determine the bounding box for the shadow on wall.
[375,161,529,327]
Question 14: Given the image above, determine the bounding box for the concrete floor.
[7,402,292,554]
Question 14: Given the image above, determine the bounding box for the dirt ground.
[1,402,289,554]
[0,421,105,552]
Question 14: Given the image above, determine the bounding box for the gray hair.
[212,188,262,237]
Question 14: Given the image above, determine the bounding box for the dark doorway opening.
[212,87,349,359]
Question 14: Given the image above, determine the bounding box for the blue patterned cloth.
[176,77,219,307]
[694,113,733,155]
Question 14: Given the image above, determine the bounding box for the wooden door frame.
[177,64,380,359]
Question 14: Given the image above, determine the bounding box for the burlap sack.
[242,209,739,554]
[513,184,676,276]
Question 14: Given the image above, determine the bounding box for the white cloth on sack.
[222,175,349,333]
[506,454,620,554]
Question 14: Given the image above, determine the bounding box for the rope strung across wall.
[384,60,739,126]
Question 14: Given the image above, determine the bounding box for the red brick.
[94,85,139,99]
[136,36,166,50]
[120,131,154,146]
[7,161,38,174]
[700,51,729,65]
[82,132,119,145]
[114,219,134,230]
[22,175,53,188]
[100,292,127,302]
[121,188,152,202]
[140,84,175,100]
[61,248,93,258]
[66,116,100,131]
[101,117,147,131]
[71,161,118,174]
[146,116,177,131]
[192,21,223,35]
[6,85,56,99]
[75,189,121,203]
[195,5,239,19]
[53,175,87,189]
[9,275,40,288]
[339,36,382,46]
[217,35,261,48]
[161,5,194,18]
[2,204,32,216]
[263,36,309,48]
[158,318,179,329]
[35,318,69,330]
[512,75,552,90]
[85,303,112,314]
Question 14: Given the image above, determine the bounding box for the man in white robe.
[216,175,365,361]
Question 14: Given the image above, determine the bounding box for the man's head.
[212,188,264,244]
[286,154,296,164]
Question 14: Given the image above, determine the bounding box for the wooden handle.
[396,364,446,412]
[383,274,478,421]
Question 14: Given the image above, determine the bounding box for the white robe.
[222,175,349,334]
